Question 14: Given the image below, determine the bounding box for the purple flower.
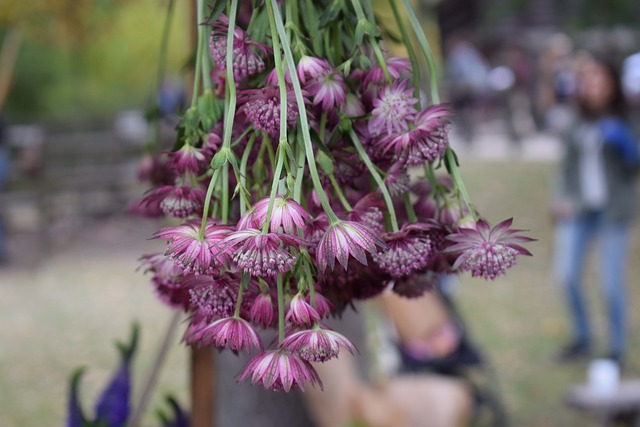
[368,81,417,136]
[306,68,347,111]
[316,220,386,272]
[342,93,366,117]
[250,196,312,235]
[140,185,206,218]
[279,327,356,362]
[305,291,334,319]
[446,218,534,280]
[377,104,452,166]
[249,292,275,328]
[346,195,386,235]
[140,253,191,309]
[286,294,321,327]
[223,229,307,277]
[155,221,234,275]
[238,87,300,139]
[192,316,263,352]
[372,223,437,279]
[238,349,322,392]
[209,15,270,81]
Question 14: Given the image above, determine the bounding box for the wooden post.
[191,346,215,427]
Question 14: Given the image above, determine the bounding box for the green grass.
[0,159,638,426]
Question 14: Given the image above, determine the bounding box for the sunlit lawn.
[1,158,639,426]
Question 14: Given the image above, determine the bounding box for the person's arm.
[599,118,640,165]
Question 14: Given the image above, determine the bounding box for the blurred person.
[553,56,640,364]
[445,34,489,144]
[0,115,8,264]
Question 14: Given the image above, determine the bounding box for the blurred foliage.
[0,0,190,123]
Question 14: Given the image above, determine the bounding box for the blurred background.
[2,0,640,426]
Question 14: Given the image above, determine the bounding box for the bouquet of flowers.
[134,0,533,392]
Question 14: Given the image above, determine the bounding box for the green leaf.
[205,0,226,25]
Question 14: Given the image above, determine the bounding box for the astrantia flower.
[286,294,321,327]
[279,327,356,362]
[364,57,412,88]
[376,104,452,166]
[342,93,366,117]
[297,55,332,84]
[238,349,322,392]
[346,195,386,235]
[316,220,386,272]
[209,16,270,81]
[140,253,190,309]
[193,317,263,352]
[155,221,234,274]
[238,87,299,139]
[249,292,275,328]
[368,81,417,136]
[306,68,347,111]
[446,218,534,280]
[223,229,306,277]
[250,196,311,235]
[373,223,437,279]
[306,292,334,319]
[167,144,208,175]
[140,185,207,218]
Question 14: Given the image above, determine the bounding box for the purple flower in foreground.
[238,87,299,139]
[140,185,206,218]
[305,292,334,319]
[193,317,262,352]
[223,229,306,277]
[373,223,437,279]
[316,220,386,272]
[306,68,347,111]
[286,294,321,327]
[279,327,356,362]
[238,349,322,392]
[167,144,207,175]
[155,221,233,274]
[250,196,312,235]
[364,57,412,88]
[446,218,534,280]
[297,55,332,84]
[368,81,417,136]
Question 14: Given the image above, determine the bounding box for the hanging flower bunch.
[134,0,533,392]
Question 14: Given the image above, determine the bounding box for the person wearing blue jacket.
[554,56,640,364]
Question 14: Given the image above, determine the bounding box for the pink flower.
[372,223,438,279]
[286,294,321,327]
[297,55,332,84]
[446,218,534,280]
[279,327,356,362]
[306,68,347,111]
[342,93,366,117]
[368,81,417,136]
[191,317,263,352]
[140,185,206,218]
[305,291,334,319]
[238,349,322,392]
[377,104,452,166]
[223,229,307,277]
[238,87,300,139]
[249,292,275,328]
[250,196,312,235]
[167,144,208,175]
[140,253,190,309]
[155,221,234,274]
[316,220,386,272]
[209,15,270,81]
[364,57,412,88]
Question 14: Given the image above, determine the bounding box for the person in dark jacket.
[554,56,640,364]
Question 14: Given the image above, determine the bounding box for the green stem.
[221,164,229,225]
[276,274,285,342]
[351,0,391,83]
[269,0,339,224]
[400,0,439,104]
[234,274,248,317]
[239,134,256,215]
[199,168,221,238]
[329,173,353,211]
[445,148,477,221]
[293,133,306,203]
[348,129,398,232]
[403,192,417,222]
[197,0,212,91]
[389,0,420,100]
[221,0,239,148]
